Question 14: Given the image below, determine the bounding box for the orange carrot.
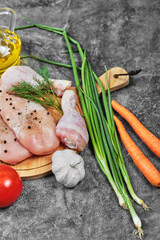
[114,115,160,187]
[111,100,160,158]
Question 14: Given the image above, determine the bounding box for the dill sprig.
[9,65,62,114]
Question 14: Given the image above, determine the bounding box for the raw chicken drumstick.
[56,90,89,151]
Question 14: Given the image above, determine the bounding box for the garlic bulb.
[52,149,85,188]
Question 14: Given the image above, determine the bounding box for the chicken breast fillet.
[1,65,72,96]
[0,116,33,165]
[0,89,60,155]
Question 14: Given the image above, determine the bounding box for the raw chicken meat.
[0,88,60,155]
[61,90,77,112]
[52,80,72,97]
[56,90,89,151]
[1,65,72,96]
[0,116,32,165]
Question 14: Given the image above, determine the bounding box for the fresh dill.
[9,65,62,114]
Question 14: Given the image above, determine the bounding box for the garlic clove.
[55,169,69,186]
[65,168,80,188]
[77,164,85,179]
[70,155,81,167]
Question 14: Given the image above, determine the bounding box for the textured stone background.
[0,0,160,239]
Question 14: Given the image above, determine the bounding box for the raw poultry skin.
[0,116,33,164]
[1,65,72,96]
[61,89,77,112]
[0,89,60,155]
[56,90,89,151]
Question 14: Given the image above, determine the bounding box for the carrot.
[114,115,160,187]
[111,100,160,158]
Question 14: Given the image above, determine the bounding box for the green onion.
[20,55,81,70]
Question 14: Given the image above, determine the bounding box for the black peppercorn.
[4,149,7,153]
[14,138,17,141]
[47,112,50,115]
[28,126,31,129]
[9,103,12,105]
[4,140,7,144]
[6,118,10,121]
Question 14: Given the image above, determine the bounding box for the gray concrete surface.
[0,0,160,239]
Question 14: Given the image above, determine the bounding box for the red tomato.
[0,165,23,208]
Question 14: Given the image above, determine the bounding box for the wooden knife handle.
[97,67,129,95]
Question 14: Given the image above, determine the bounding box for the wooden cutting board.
[0,67,129,180]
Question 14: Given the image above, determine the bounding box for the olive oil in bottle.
[0,8,21,76]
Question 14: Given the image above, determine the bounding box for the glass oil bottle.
[0,8,21,76]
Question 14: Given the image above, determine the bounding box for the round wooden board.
[0,67,129,180]
[12,144,67,180]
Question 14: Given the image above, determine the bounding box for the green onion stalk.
[15,19,147,238]
[80,58,143,237]
[93,68,148,211]
[20,54,81,70]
